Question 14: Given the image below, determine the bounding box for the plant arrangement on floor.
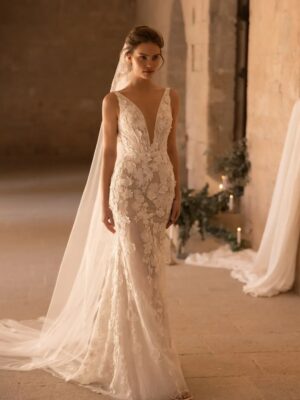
[176,138,251,255]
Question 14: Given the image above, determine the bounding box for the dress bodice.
[113,87,172,157]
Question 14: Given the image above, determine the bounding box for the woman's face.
[127,42,163,80]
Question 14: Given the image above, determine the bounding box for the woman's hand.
[102,206,116,234]
[166,195,181,229]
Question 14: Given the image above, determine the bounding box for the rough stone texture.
[137,0,215,190]
[1,0,300,307]
[242,0,300,290]
[182,0,211,189]
[135,0,188,187]
[207,0,237,177]
[1,167,300,399]
[0,1,135,166]
[167,0,188,187]
[295,244,300,294]
[178,0,237,192]
[243,0,300,243]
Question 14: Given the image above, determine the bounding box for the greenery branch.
[176,138,251,253]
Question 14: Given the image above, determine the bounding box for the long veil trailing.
[0,41,132,379]
[185,98,300,298]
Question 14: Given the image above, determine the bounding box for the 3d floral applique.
[74,89,193,400]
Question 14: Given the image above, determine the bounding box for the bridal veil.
[0,41,132,377]
[185,98,300,298]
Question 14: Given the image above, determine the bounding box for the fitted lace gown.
[66,87,192,400]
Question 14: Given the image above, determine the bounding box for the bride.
[0,26,193,400]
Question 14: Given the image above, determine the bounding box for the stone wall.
[167,0,188,187]
[136,0,237,191]
[243,0,300,248]
[0,1,135,166]
[295,244,300,293]
[3,1,300,292]
[243,0,300,292]
[207,0,237,177]
[136,0,188,187]
[181,0,211,189]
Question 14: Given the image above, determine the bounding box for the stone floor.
[1,166,300,400]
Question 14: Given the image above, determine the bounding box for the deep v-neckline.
[117,88,168,147]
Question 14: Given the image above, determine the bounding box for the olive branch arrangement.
[176,138,251,254]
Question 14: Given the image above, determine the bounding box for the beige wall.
[3,1,300,288]
[0,1,135,166]
[138,0,300,289]
[207,0,237,176]
[136,0,210,189]
[136,0,189,187]
[243,0,300,248]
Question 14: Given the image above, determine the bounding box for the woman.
[0,26,193,400]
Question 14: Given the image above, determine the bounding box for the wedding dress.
[0,42,193,400]
[66,87,192,399]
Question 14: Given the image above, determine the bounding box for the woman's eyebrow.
[138,52,161,56]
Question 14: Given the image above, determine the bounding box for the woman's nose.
[146,59,153,68]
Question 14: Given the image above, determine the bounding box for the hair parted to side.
[121,25,165,68]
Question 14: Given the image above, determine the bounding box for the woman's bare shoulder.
[102,91,119,115]
[168,87,179,111]
[168,87,179,98]
[102,91,119,104]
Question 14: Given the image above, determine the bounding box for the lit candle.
[229,194,234,211]
[237,227,242,245]
[222,175,229,189]
[169,224,175,242]
[219,183,224,191]
[169,224,179,249]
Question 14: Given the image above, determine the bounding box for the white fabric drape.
[185,99,300,297]
[0,42,132,377]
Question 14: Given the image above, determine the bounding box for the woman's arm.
[167,88,181,227]
[100,92,118,233]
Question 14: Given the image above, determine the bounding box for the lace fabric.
[63,87,192,399]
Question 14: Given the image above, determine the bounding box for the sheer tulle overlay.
[185,99,300,298]
[0,86,193,400]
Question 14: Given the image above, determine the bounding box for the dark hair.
[122,25,165,68]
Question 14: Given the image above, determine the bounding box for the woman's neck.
[127,75,156,91]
